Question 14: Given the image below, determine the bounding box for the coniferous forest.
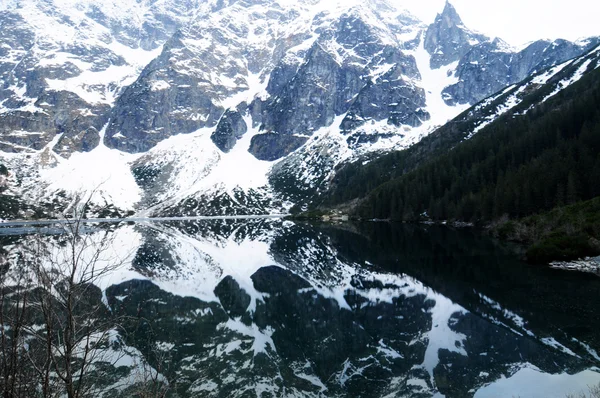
[326,62,600,222]
[320,58,600,262]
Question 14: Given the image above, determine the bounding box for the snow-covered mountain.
[0,0,598,218]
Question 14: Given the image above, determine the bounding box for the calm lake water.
[1,219,599,397]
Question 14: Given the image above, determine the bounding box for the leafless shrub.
[0,195,170,397]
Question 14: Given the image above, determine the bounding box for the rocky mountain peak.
[438,1,463,27]
[424,1,487,69]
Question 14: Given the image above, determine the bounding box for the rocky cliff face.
[0,0,598,217]
[424,2,600,106]
[442,37,600,105]
[211,109,248,153]
[256,9,427,160]
[424,1,487,69]
[0,0,217,155]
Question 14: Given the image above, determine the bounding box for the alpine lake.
[1,218,599,398]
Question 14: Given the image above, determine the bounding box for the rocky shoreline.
[550,257,600,276]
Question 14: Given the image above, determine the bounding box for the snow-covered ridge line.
[0,0,432,216]
[464,45,600,139]
[540,57,594,103]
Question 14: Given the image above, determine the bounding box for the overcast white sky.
[400,0,600,47]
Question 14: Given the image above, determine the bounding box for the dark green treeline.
[350,66,600,222]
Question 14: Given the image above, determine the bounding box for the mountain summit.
[424,1,487,68]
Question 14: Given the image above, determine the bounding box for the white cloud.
[398,0,600,47]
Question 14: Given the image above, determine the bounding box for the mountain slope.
[326,44,600,226]
[323,44,600,210]
[0,0,213,155]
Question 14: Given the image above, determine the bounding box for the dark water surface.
[1,219,599,397]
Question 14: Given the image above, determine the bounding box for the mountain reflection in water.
[1,219,599,397]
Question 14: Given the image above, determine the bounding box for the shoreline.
[0,214,288,228]
[550,257,600,276]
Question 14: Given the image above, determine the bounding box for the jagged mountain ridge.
[0,0,597,217]
[0,0,218,154]
[103,0,429,157]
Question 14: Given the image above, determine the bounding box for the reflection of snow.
[126,222,276,311]
[219,319,275,357]
[477,292,593,361]
[338,358,374,387]
[475,364,600,398]
[478,292,527,328]
[540,337,579,358]
[422,296,467,381]
[355,273,469,387]
[7,218,600,397]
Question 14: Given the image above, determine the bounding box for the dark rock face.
[104,36,225,153]
[211,110,248,153]
[102,2,311,154]
[262,42,364,138]
[258,12,426,160]
[249,133,307,161]
[442,38,596,105]
[0,11,111,154]
[341,65,429,132]
[214,276,252,318]
[424,2,487,69]
[441,39,515,105]
[516,39,581,76]
[265,62,300,98]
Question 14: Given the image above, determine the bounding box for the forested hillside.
[357,67,600,221]
[322,49,600,223]
[315,46,600,262]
